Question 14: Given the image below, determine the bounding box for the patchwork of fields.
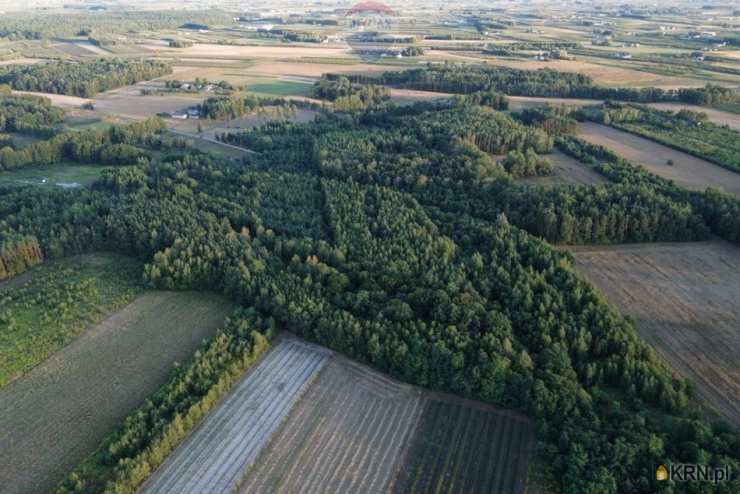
[572,241,740,427]
[146,338,536,494]
[0,289,235,494]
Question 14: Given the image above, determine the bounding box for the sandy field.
[571,241,740,426]
[577,122,740,196]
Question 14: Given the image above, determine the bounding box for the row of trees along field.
[0,94,737,493]
[0,10,233,40]
[0,59,172,98]
[575,102,740,174]
[0,114,166,170]
[197,94,314,120]
[352,63,739,105]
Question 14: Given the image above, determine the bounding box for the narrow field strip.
[141,339,329,494]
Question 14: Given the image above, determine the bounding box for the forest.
[0,59,172,97]
[0,81,738,494]
[356,64,739,105]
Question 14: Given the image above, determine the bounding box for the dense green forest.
[0,59,172,97]
[355,64,739,105]
[576,103,740,174]
[0,87,737,493]
[0,10,233,40]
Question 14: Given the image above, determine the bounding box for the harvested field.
[240,357,424,494]
[571,241,740,426]
[10,90,91,109]
[142,339,329,494]
[507,95,598,112]
[238,346,535,494]
[93,85,204,120]
[390,88,452,103]
[519,150,607,186]
[143,43,353,60]
[393,396,534,494]
[0,291,235,494]
[577,122,740,196]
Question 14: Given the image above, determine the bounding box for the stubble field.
[571,241,740,426]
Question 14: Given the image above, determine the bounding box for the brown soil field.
[577,122,740,196]
[239,349,535,494]
[519,149,607,187]
[571,241,740,427]
[0,291,235,494]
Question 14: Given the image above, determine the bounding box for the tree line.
[353,63,739,105]
[0,59,172,98]
[311,75,391,112]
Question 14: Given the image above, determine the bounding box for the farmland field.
[142,339,329,494]
[238,346,535,494]
[0,163,104,188]
[571,241,740,426]
[519,150,607,187]
[0,288,235,494]
[577,122,740,196]
[0,253,143,387]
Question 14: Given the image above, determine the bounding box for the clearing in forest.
[577,122,740,196]
[571,241,740,427]
[0,289,235,494]
[519,149,607,187]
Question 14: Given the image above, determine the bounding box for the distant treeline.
[0,10,233,40]
[0,59,172,98]
[353,64,738,105]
